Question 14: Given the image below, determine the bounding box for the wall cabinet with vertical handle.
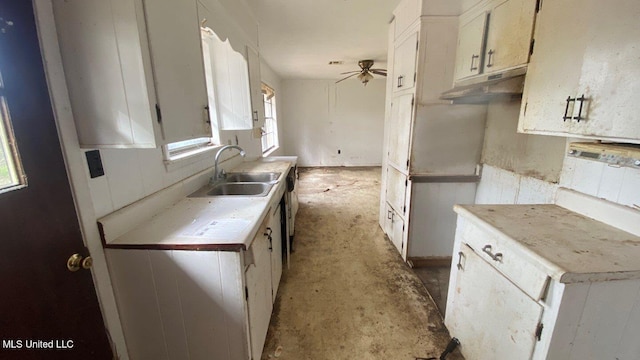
[453,0,537,84]
[392,31,419,93]
[53,0,211,148]
[518,0,640,143]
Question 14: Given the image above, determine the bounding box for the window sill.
[262,146,279,158]
[163,144,221,172]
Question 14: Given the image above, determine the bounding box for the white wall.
[476,100,640,211]
[280,79,386,167]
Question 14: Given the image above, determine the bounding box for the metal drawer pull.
[470,54,479,71]
[563,96,576,121]
[387,210,393,220]
[482,245,503,262]
[486,49,495,68]
[457,251,465,270]
[397,75,404,88]
[573,94,586,122]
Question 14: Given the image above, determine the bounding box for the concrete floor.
[262,167,462,360]
[413,267,451,316]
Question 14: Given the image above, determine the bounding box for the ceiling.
[245,0,402,80]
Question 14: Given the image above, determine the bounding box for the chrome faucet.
[212,145,246,184]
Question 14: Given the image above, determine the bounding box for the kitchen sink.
[189,182,274,197]
[225,172,281,183]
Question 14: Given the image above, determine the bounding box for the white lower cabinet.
[107,210,283,360]
[447,244,543,359]
[446,205,640,360]
[267,203,283,302]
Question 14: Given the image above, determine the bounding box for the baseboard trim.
[407,257,452,268]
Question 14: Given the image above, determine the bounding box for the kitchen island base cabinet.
[446,206,640,360]
[106,214,281,360]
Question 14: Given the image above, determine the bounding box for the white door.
[245,231,273,359]
[446,245,543,360]
[483,0,537,74]
[144,0,211,143]
[387,93,414,171]
[454,12,488,81]
[269,205,283,302]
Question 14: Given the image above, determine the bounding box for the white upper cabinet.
[453,0,537,83]
[247,47,266,129]
[53,0,211,148]
[518,0,640,143]
[394,0,421,39]
[387,93,414,171]
[454,12,488,81]
[393,31,419,93]
[482,0,537,74]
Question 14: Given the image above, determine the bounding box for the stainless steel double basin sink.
[189,172,281,198]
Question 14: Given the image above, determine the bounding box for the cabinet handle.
[470,54,479,71]
[397,75,404,88]
[486,49,495,68]
[573,94,586,122]
[204,105,211,124]
[252,110,259,122]
[563,96,576,122]
[457,251,465,270]
[265,227,273,251]
[387,210,393,220]
[482,245,503,262]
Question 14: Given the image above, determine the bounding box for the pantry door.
[0,1,112,359]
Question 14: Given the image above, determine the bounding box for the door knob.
[67,254,92,272]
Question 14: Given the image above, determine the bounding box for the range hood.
[568,142,640,169]
[441,67,526,104]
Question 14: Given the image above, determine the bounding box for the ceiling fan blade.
[335,72,360,84]
[340,70,361,75]
[371,70,387,76]
[370,68,387,71]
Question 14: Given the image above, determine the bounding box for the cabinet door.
[393,31,418,92]
[446,245,543,360]
[454,12,488,81]
[268,205,283,303]
[245,232,273,360]
[144,0,211,143]
[247,46,266,129]
[519,0,640,143]
[483,0,537,74]
[387,93,414,171]
[391,209,405,256]
[385,166,407,218]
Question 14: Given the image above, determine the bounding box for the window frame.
[0,80,26,194]
[261,83,278,155]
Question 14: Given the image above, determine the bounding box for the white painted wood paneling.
[407,182,477,258]
[107,250,168,360]
[393,30,418,93]
[568,280,640,360]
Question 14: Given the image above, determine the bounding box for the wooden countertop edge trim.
[103,243,245,252]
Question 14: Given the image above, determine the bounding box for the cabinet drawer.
[457,220,550,300]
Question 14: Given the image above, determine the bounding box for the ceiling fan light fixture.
[358,72,374,85]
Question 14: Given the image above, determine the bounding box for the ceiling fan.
[336,60,387,86]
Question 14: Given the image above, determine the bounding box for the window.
[261,83,278,154]
[0,82,25,193]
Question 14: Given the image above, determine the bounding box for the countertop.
[454,204,640,283]
[99,159,294,251]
